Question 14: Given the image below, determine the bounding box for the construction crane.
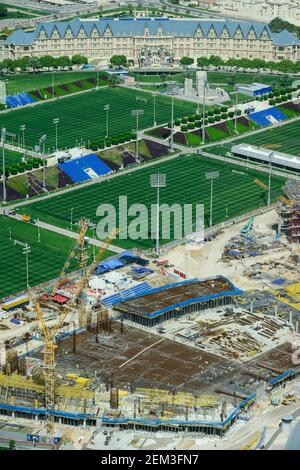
[35,228,118,436]
[49,218,90,298]
[254,178,291,206]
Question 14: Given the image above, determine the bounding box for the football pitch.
[0,87,197,151]
[19,154,286,250]
[206,119,300,158]
[0,217,112,299]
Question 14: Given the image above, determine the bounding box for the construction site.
[0,180,300,450]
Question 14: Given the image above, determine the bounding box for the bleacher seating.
[248,106,287,127]
[102,282,151,308]
[58,153,111,183]
[6,92,35,108]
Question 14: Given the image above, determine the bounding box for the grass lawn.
[0,87,197,150]
[18,154,286,251]
[206,119,300,157]
[0,216,113,299]
[4,71,99,95]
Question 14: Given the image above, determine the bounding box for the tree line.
[0,54,88,73]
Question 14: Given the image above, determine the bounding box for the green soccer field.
[4,71,101,95]
[18,154,286,250]
[0,217,112,299]
[0,87,197,151]
[206,119,300,158]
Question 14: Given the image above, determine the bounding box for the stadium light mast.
[53,118,59,150]
[268,152,273,206]
[234,83,240,133]
[52,72,55,100]
[150,173,166,256]
[14,240,31,289]
[20,124,26,156]
[202,81,207,144]
[104,104,110,138]
[1,127,6,204]
[131,109,144,161]
[152,94,157,127]
[206,171,219,227]
[39,134,47,190]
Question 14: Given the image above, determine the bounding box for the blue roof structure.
[6,92,35,109]
[102,282,151,308]
[248,106,288,126]
[115,276,243,319]
[58,153,111,183]
[5,18,300,45]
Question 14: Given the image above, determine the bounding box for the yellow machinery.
[35,227,118,436]
[22,214,31,222]
[49,218,89,297]
[254,178,292,206]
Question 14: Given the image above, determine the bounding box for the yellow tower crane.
[49,218,90,298]
[35,227,118,436]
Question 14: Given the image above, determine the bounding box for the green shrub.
[181,124,188,132]
[187,123,195,129]
[221,113,228,120]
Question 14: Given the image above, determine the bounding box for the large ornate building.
[3,17,300,65]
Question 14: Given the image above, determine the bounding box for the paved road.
[1,213,123,254]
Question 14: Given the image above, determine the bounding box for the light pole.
[20,124,26,156]
[96,69,99,90]
[268,153,273,205]
[202,80,207,144]
[39,134,47,191]
[104,104,110,139]
[206,171,219,227]
[52,72,55,100]
[1,127,6,204]
[131,109,144,161]
[150,173,166,255]
[234,84,240,133]
[53,118,59,150]
[152,94,156,127]
[70,207,74,230]
[14,240,31,289]
[168,83,176,151]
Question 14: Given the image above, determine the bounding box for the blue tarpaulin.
[272,278,285,285]
[59,154,111,183]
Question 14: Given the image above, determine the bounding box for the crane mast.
[35,226,118,436]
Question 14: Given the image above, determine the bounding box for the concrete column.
[289,311,293,325]
[275,304,278,317]
[83,419,86,428]
[250,300,254,314]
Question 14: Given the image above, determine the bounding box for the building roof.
[4,18,300,45]
[232,143,300,171]
[114,276,242,319]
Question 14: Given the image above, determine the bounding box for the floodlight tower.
[39,134,47,190]
[20,124,26,154]
[268,152,273,205]
[14,240,31,289]
[201,81,207,144]
[1,127,6,204]
[53,118,59,150]
[104,104,110,138]
[234,83,240,133]
[150,173,166,255]
[152,94,157,127]
[206,171,219,227]
[131,109,144,161]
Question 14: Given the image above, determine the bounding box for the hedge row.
[5,158,44,177]
[90,132,137,151]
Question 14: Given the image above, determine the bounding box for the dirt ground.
[55,321,247,395]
